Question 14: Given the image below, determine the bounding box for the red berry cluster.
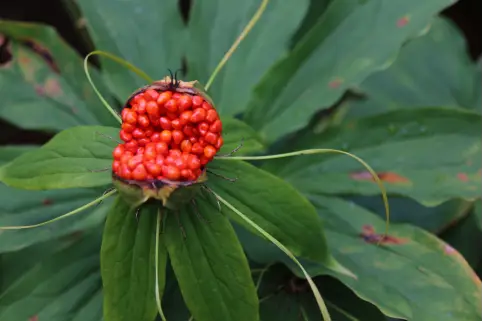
[112,88,223,182]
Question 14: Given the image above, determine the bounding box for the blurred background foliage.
[0,0,481,320]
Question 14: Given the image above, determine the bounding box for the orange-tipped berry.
[112,76,224,210]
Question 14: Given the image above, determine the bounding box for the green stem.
[155,209,167,321]
[211,191,331,321]
[204,0,270,91]
[0,190,117,229]
[215,148,390,236]
[84,50,155,124]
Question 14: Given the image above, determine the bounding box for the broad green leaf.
[290,0,331,47]
[163,201,258,321]
[219,117,265,155]
[244,0,455,142]
[0,231,103,321]
[474,201,482,230]
[187,0,309,116]
[76,0,185,100]
[208,159,331,264]
[315,196,482,321]
[162,264,191,321]
[0,185,110,253]
[0,21,116,130]
[0,125,118,190]
[101,197,166,321]
[345,17,480,119]
[265,108,482,206]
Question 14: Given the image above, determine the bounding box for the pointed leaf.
[346,17,480,119]
[163,201,258,321]
[209,159,331,264]
[0,125,117,190]
[76,0,185,100]
[265,108,482,206]
[0,21,116,130]
[314,196,482,321]
[101,197,167,321]
[0,231,103,321]
[187,0,309,116]
[244,0,455,142]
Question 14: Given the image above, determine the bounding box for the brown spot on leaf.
[328,78,343,89]
[397,15,410,27]
[457,173,469,182]
[350,171,411,184]
[22,39,59,73]
[43,78,62,97]
[28,315,38,321]
[42,199,53,205]
[360,224,408,245]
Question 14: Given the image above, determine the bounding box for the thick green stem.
[0,190,117,229]
[215,148,390,236]
[211,191,332,321]
[205,0,270,91]
[155,209,167,321]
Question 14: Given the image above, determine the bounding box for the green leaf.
[163,201,258,321]
[0,125,117,190]
[187,0,309,116]
[219,117,265,155]
[474,201,482,230]
[345,17,480,119]
[208,159,331,264]
[265,107,482,206]
[244,0,455,142]
[76,0,185,100]
[0,185,110,253]
[0,21,116,130]
[101,197,166,321]
[0,231,103,321]
[314,196,482,321]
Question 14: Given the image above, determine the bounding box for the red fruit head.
[112,76,223,210]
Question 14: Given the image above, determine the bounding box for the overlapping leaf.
[346,17,480,119]
[0,21,116,130]
[187,0,309,116]
[0,231,103,321]
[76,0,185,100]
[0,126,118,189]
[265,107,482,206]
[163,201,258,321]
[244,0,455,142]
[101,198,165,321]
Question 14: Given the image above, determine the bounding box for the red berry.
[192,95,203,106]
[151,132,161,142]
[145,162,162,176]
[191,108,206,123]
[145,89,159,100]
[112,160,120,172]
[187,154,201,170]
[174,157,187,170]
[169,149,182,158]
[144,143,157,160]
[171,119,182,130]
[146,101,160,117]
[120,130,132,142]
[132,128,145,139]
[163,165,180,180]
[178,95,192,111]
[179,111,192,125]
[183,125,195,137]
[165,99,178,113]
[122,123,135,132]
[155,155,165,166]
[191,143,204,155]
[159,117,172,130]
[180,140,192,153]
[197,122,209,136]
[137,138,151,146]
[160,130,172,143]
[123,110,138,124]
[128,154,144,170]
[134,98,146,114]
[120,164,132,179]
[157,91,172,106]
[215,136,224,149]
[138,115,150,128]
[205,132,218,145]
[200,155,210,166]
[120,151,133,164]
[113,144,125,159]
[202,102,213,110]
[210,119,222,133]
[172,130,184,144]
[155,142,168,155]
[204,145,217,158]
[132,164,148,181]
[206,109,218,123]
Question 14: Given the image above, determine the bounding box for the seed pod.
[112,76,222,210]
